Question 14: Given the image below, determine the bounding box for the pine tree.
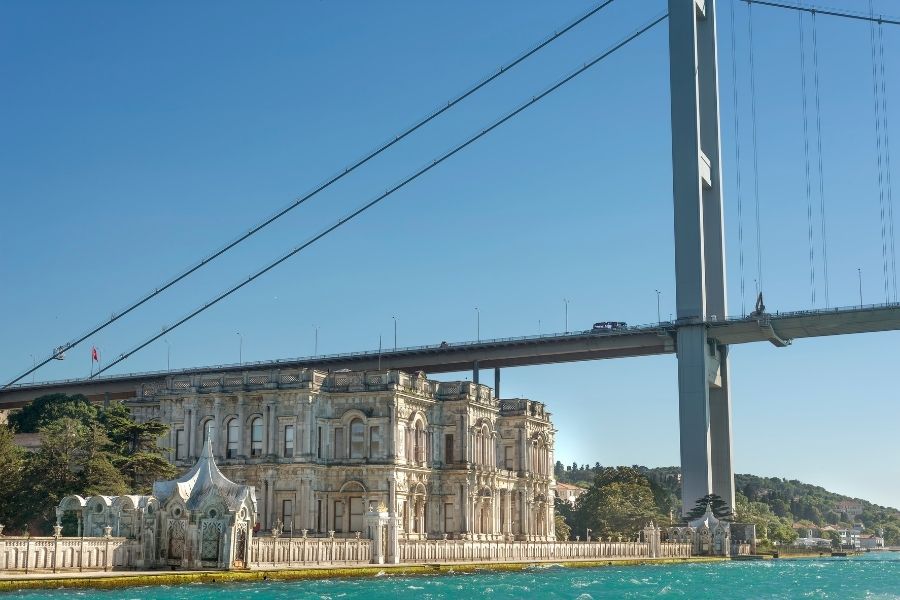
[685,494,733,521]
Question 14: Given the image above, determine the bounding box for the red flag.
[91,347,99,362]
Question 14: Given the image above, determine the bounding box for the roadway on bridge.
[1,304,898,407]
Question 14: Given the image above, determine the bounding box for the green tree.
[555,514,572,541]
[573,467,661,539]
[20,418,127,532]
[685,494,733,520]
[0,425,26,532]
[99,402,176,492]
[8,393,97,433]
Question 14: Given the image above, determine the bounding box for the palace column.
[186,403,196,459]
[213,397,223,458]
[266,398,277,456]
[493,489,501,535]
[236,395,246,458]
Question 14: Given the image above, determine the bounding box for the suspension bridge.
[2,0,899,515]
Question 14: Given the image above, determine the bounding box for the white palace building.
[130,368,558,542]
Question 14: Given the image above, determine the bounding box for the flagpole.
[89,349,93,378]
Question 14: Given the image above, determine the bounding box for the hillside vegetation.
[555,462,900,545]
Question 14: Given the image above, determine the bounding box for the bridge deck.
[2,304,898,407]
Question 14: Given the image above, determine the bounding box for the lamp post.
[236,332,243,365]
[314,326,319,356]
[655,290,662,323]
[29,354,35,384]
[858,268,863,307]
[475,307,480,342]
[392,316,397,351]
[563,298,570,333]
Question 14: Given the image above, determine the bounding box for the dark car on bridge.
[592,321,627,331]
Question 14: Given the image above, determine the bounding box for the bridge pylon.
[668,0,735,516]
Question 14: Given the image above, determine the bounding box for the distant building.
[859,534,885,550]
[556,482,586,507]
[836,528,860,549]
[836,500,864,518]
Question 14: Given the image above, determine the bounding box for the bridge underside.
[1,304,899,409]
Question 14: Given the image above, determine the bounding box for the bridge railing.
[10,301,900,390]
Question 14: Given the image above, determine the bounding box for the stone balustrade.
[0,537,139,573]
[250,535,372,567]
[397,539,692,563]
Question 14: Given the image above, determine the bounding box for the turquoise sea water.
[5,553,900,599]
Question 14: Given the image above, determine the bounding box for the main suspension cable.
[799,5,817,306]
[730,0,748,316]
[811,11,830,307]
[748,1,765,296]
[744,0,900,26]
[90,13,670,379]
[4,0,622,389]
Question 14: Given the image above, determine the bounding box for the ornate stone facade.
[131,369,557,541]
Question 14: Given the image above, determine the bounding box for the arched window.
[414,420,425,465]
[226,418,239,459]
[480,425,490,467]
[250,417,263,457]
[350,419,365,459]
[203,420,216,444]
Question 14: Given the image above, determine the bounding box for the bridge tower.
[667,0,735,515]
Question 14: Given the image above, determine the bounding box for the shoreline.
[0,557,727,592]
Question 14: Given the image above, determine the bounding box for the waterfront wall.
[0,537,139,573]
[0,535,691,572]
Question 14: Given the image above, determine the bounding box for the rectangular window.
[369,426,381,458]
[504,446,513,470]
[334,427,345,459]
[317,499,323,532]
[284,425,295,458]
[282,499,293,529]
[334,500,344,533]
[175,429,185,460]
[445,434,454,464]
[317,426,323,459]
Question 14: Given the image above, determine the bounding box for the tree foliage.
[563,467,662,540]
[0,425,25,528]
[685,494,733,521]
[3,394,175,534]
[8,393,96,433]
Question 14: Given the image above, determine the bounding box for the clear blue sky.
[1,1,898,507]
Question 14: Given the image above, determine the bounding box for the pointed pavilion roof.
[153,438,257,513]
[689,504,721,530]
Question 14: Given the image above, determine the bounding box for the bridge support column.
[494,368,500,398]
[472,361,479,385]
[669,0,735,515]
